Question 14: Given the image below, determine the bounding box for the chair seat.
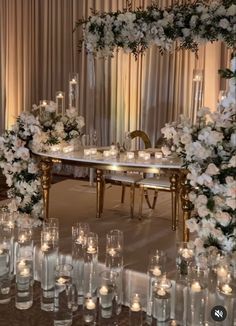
[105,173,143,184]
[137,176,170,189]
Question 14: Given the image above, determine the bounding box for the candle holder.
[15,249,33,310]
[69,72,79,112]
[176,242,194,276]
[105,230,124,315]
[72,223,90,307]
[146,249,167,319]
[152,276,172,323]
[0,244,11,304]
[98,270,118,320]
[0,213,15,278]
[186,279,206,326]
[40,227,59,311]
[84,233,98,300]
[55,91,65,115]
[54,264,73,326]
[129,293,143,326]
[83,295,97,325]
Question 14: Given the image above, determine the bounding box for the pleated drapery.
[0,0,231,146]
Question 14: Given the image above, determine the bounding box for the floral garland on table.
[161,56,236,253]
[0,104,85,224]
[77,0,236,57]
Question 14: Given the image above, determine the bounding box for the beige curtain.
[0,0,231,144]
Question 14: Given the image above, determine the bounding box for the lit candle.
[217,266,228,278]
[126,152,134,159]
[103,150,111,157]
[76,236,84,245]
[144,153,150,160]
[7,221,14,229]
[62,145,74,153]
[110,149,117,157]
[90,148,97,155]
[181,248,193,259]
[138,151,145,158]
[70,78,77,85]
[50,144,61,152]
[56,91,65,115]
[84,149,91,156]
[221,284,232,295]
[20,267,30,277]
[41,243,50,252]
[18,260,26,269]
[108,248,116,257]
[86,299,96,310]
[153,266,162,277]
[131,302,141,312]
[191,281,202,292]
[155,152,162,159]
[18,234,26,243]
[57,277,67,285]
[157,288,166,297]
[110,145,116,150]
[87,245,96,254]
[99,285,108,295]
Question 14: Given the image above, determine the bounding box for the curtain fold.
[0,0,231,146]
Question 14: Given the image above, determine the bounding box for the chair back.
[130,130,151,149]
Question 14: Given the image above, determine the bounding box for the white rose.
[180,133,192,145]
[197,205,210,218]
[226,4,236,16]
[16,147,30,161]
[205,163,219,176]
[215,211,232,227]
[186,218,199,233]
[219,18,230,29]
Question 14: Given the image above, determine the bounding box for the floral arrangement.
[0,104,85,222]
[77,0,236,57]
[161,56,236,253]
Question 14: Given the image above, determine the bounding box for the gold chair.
[134,134,179,230]
[104,130,151,218]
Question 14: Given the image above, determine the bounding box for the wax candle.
[100,285,108,295]
[108,248,116,257]
[86,299,96,310]
[131,302,141,312]
[41,243,50,252]
[126,152,134,159]
[221,284,232,295]
[217,266,228,278]
[153,266,162,277]
[18,234,26,243]
[84,149,91,156]
[110,145,116,150]
[103,150,111,157]
[57,277,67,285]
[181,248,193,259]
[87,246,96,254]
[90,148,97,155]
[191,281,201,292]
[157,287,166,297]
[155,152,163,159]
[20,267,30,277]
[18,260,26,269]
[62,145,74,153]
[144,153,150,160]
[138,151,145,158]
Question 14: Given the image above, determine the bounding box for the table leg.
[39,158,53,221]
[170,173,179,231]
[180,177,192,242]
[96,169,104,218]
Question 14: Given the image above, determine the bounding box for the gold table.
[34,150,192,241]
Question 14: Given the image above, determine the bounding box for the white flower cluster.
[161,58,236,253]
[83,1,236,57]
[0,105,85,220]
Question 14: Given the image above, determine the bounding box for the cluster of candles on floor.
[0,213,235,326]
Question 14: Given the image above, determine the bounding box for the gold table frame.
[35,151,192,241]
